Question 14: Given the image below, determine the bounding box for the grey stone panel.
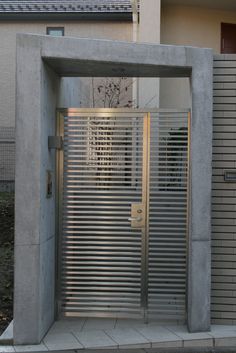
[14,244,40,344]
[187,240,211,332]
[39,236,56,340]
[40,63,58,245]
[15,35,42,247]
[186,47,213,242]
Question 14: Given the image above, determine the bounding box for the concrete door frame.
[14,34,213,344]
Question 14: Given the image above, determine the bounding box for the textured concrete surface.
[14,36,58,344]
[186,46,213,333]
[14,33,213,344]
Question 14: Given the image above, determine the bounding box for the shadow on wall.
[160,78,191,108]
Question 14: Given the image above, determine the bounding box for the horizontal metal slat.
[60,111,188,321]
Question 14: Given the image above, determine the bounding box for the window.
[46,27,64,36]
[221,23,236,54]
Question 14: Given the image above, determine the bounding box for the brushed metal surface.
[57,109,189,322]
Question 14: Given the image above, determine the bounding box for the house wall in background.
[161,5,236,52]
[138,0,161,108]
[160,4,236,108]
[0,21,132,127]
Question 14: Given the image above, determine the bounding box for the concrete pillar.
[14,35,59,344]
[138,0,161,108]
[186,47,212,332]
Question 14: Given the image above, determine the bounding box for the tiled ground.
[1,319,236,352]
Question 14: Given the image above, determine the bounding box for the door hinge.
[48,136,63,150]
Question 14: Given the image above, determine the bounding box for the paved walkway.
[1,319,236,352]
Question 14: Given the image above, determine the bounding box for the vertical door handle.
[128,217,142,222]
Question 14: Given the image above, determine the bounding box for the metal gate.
[57,108,190,323]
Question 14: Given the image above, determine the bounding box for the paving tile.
[43,332,82,351]
[167,325,213,341]
[79,350,120,353]
[167,326,213,348]
[46,321,70,334]
[0,346,15,352]
[83,318,116,331]
[115,319,147,329]
[152,340,183,348]
[14,343,48,352]
[49,318,86,333]
[105,328,150,348]
[211,325,236,332]
[209,330,236,339]
[118,343,150,349]
[117,350,144,353]
[73,329,117,349]
[210,325,236,338]
[136,325,181,344]
[183,338,213,347]
[65,318,86,330]
[215,337,236,347]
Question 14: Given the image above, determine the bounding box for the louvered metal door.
[57,109,189,322]
[148,112,189,323]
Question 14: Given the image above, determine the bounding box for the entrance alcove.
[14,33,212,344]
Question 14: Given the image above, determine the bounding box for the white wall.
[137,0,161,108]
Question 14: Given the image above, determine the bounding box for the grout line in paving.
[133,327,152,343]
[42,340,50,351]
[103,329,120,346]
[165,325,215,348]
[71,330,85,349]
[163,325,190,347]
[102,329,119,347]
[41,342,49,352]
[81,318,87,332]
[164,325,184,340]
[163,325,179,335]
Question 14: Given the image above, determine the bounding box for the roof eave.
[0,12,132,21]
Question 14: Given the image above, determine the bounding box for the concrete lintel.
[16,33,193,77]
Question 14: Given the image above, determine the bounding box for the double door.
[57,109,189,322]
